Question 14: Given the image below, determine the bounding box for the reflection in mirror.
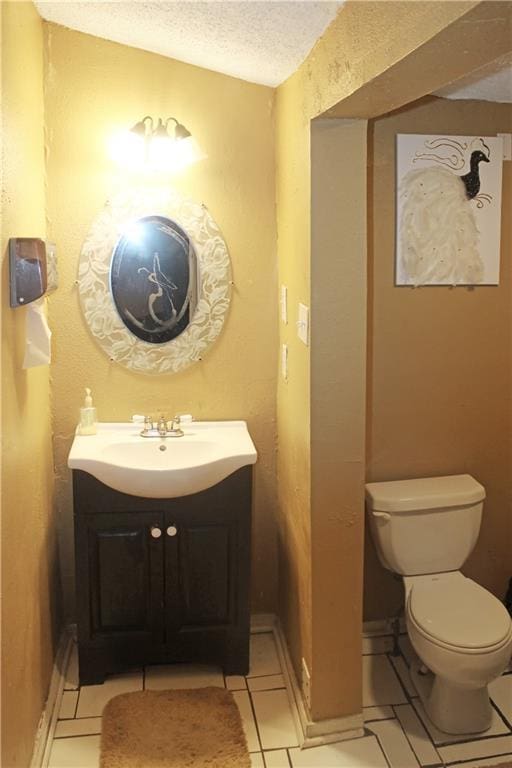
[110,216,198,344]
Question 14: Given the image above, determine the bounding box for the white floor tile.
[369,719,420,768]
[389,654,417,698]
[251,689,300,750]
[58,690,78,719]
[248,674,286,692]
[288,734,388,767]
[226,674,248,690]
[363,655,408,707]
[363,705,394,722]
[490,673,512,725]
[249,633,282,677]
[438,733,512,763]
[233,689,260,752]
[64,643,79,690]
[251,753,265,767]
[413,699,510,745]
[264,749,291,767]
[75,671,142,718]
[394,704,441,765]
[55,717,102,738]
[144,663,224,690]
[363,636,394,655]
[48,735,100,768]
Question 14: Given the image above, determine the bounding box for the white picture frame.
[396,134,503,286]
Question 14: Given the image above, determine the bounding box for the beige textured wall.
[365,96,512,621]
[310,119,367,719]
[275,0,509,721]
[1,3,60,766]
[44,24,278,620]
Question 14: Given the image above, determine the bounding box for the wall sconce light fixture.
[109,115,206,172]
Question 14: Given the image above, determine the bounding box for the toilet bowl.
[404,572,512,733]
[365,474,512,735]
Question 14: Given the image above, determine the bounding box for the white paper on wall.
[23,297,52,368]
[396,134,503,286]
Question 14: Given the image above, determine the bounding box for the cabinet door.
[76,512,164,644]
[164,516,235,633]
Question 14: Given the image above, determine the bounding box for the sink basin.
[68,421,257,498]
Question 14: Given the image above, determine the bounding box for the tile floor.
[46,630,512,768]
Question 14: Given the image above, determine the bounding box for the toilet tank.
[365,475,485,576]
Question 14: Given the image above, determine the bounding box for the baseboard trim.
[271,617,364,748]
[30,629,73,768]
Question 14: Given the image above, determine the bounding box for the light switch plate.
[280,284,288,324]
[297,303,309,345]
[281,343,288,381]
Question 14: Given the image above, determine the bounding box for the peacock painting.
[396,134,504,286]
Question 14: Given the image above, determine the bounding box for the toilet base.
[411,663,492,735]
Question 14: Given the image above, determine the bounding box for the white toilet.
[366,474,512,735]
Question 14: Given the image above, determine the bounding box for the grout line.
[366,727,394,768]
[51,733,101,742]
[72,691,79,719]
[444,752,512,766]
[246,685,265,754]
[435,731,512,748]
[393,704,443,767]
[490,698,512,732]
[247,672,284,680]
[395,672,445,755]
[387,652,415,705]
[391,705,422,767]
[365,716,396,723]
[411,697,512,749]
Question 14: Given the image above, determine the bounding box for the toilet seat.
[406,573,512,652]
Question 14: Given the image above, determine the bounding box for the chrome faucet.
[140,414,184,438]
[157,415,167,435]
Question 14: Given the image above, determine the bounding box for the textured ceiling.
[435,53,512,103]
[35,1,343,87]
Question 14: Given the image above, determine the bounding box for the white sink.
[68,421,257,498]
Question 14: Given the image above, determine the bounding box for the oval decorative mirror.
[78,187,231,374]
[110,215,198,344]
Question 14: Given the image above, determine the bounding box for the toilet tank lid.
[365,474,485,513]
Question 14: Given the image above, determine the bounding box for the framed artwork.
[396,134,503,286]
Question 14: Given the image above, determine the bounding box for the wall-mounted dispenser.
[9,238,57,368]
[9,237,47,307]
[9,238,58,307]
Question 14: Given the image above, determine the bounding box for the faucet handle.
[143,415,153,432]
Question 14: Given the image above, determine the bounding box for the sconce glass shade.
[130,116,153,137]
[108,129,147,169]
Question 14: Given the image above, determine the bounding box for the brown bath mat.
[100,687,251,768]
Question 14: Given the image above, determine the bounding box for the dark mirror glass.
[110,215,198,344]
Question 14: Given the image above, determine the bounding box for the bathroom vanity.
[72,466,252,685]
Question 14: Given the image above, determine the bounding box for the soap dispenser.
[79,388,97,435]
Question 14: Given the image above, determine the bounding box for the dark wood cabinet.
[73,467,252,685]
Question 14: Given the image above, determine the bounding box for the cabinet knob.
[166,525,178,537]
[150,526,162,539]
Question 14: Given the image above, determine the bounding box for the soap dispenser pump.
[79,388,97,435]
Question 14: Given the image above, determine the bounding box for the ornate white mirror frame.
[78,187,231,374]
